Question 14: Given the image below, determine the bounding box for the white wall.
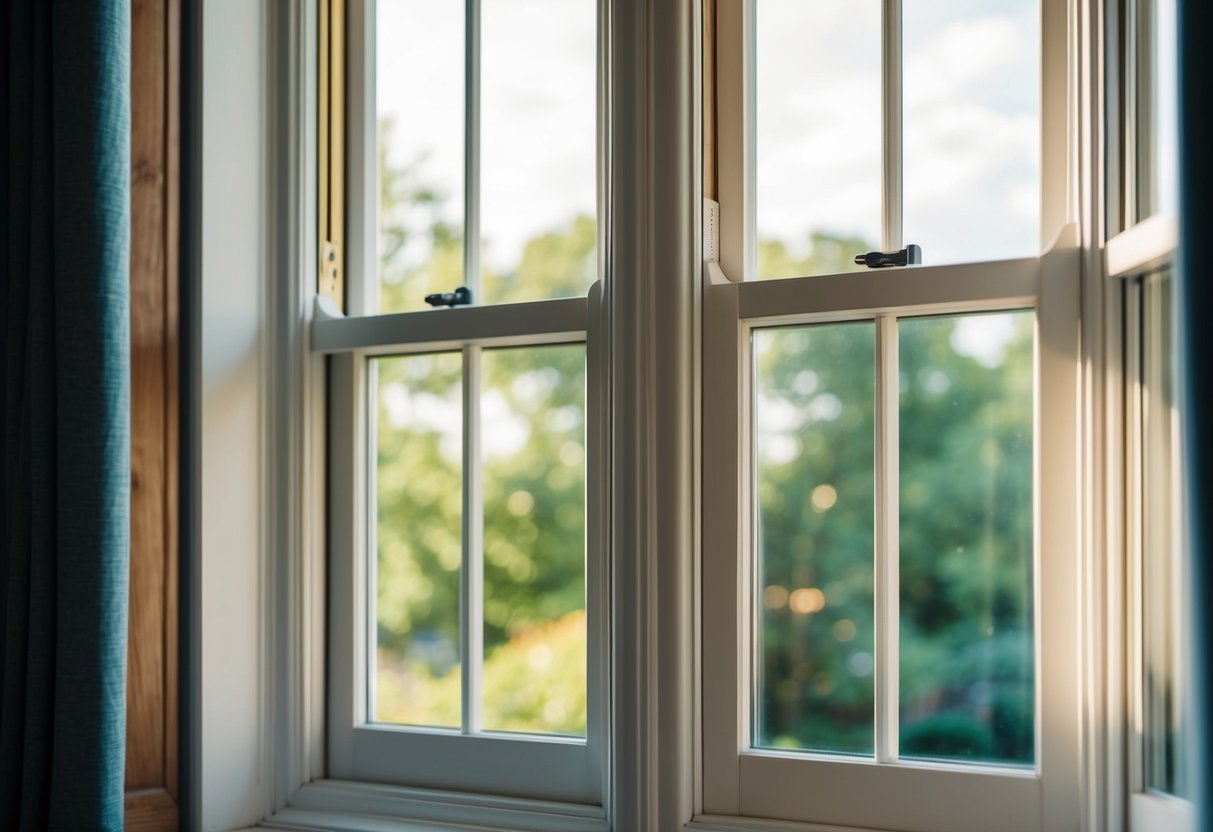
[193,1,272,828]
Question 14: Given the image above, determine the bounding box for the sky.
[377,0,597,278]
[377,0,1043,439]
[379,0,1041,281]
[757,0,1040,268]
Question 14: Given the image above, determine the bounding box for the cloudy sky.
[757,0,1039,268]
[377,0,1040,279]
[378,0,597,279]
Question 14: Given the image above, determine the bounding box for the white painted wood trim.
[311,297,588,354]
[687,816,904,832]
[1130,790,1196,830]
[191,1,276,827]
[874,314,899,765]
[460,344,484,735]
[606,0,699,827]
[1105,212,1179,278]
[267,0,328,808]
[345,0,378,316]
[714,0,750,283]
[263,780,610,832]
[738,754,1040,832]
[881,0,902,252]
[736,258,1038,323]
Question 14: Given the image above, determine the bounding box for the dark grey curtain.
[1179,0,1212,829]
[0,2,131,830]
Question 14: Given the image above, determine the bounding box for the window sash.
[323,0,609,802]
[1124,267,1192,830]
[325,284,608,802]
[702,243,1082,830]
[714,0,1068,284]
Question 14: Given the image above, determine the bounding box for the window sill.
[686,816,897,832]
[258,780,609,832]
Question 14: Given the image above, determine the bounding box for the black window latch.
[424,286,473,308]
[853,244,922,269]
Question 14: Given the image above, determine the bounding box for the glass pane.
[1147,0,1178,216]
[754,323,876,755]
[377,0,465,313]
[373,353,464,728]
[898,311,1034,766]
[755,0,881,280]
[482,345,587,735]
[903,0,1040,265]
[481,0,598,305]
[1143,270,1186,796]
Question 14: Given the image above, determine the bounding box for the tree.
[372,118,1035,755]
[374,119,593,734]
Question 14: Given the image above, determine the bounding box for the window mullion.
[464,0,482,296]
[881,0,903,252]
[461,0,483,735]
[462,344,485,734]
[874,313,901,764]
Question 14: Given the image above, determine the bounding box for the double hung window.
[319,0,607,805]
[1107,0,1188,827]
[703,1,1081,829]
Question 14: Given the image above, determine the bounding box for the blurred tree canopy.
[375,119,592,734]
[374,119,1035,758]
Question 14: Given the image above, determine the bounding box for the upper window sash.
[713,0,1071,284]
[1105,212,1177,280]
[1108,0,1178,235]
[336,0,603,321]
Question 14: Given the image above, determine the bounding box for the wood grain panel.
[126,0,180,828]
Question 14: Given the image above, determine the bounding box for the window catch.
[424,286,473,308]
[853,244,922,269]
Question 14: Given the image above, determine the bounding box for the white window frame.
[318,0,611,807]
[185,0,1183,828]
[1107,222,1189,832]
[699,1,1084,829]
[186,0,702,828]
[1103,0,1189,825]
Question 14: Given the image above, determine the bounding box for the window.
[1105,0,1188,827]
[189,0,1198,829]
[318,0,607,805]
[703,0,1081,828]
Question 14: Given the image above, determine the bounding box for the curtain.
[1179,1,1212,829]
[0,2,131,830]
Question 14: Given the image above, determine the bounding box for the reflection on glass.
[482,0,597,305]
[1143,271,1185,796]
[903,0,1040,264]
[898,311,1034,765]
[1149,0,1179,216]
[482,345,587,735]
[373,353,463,728]
[756,0,881,279]
[377,0,465,313]
[754,323,876,755]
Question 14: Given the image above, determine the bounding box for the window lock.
[853,244,922,269]
[424,286,473,308]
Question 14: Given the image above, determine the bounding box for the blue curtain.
[0,2,131,830]
[1179,1,1212,829]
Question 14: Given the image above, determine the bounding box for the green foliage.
[757,229,872,279]
[377,611,587,735]
[374,120,591,733]
[373,117,1035,755]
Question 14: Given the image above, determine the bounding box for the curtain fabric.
[1179,1,1213,828]
[0,2,131,830]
